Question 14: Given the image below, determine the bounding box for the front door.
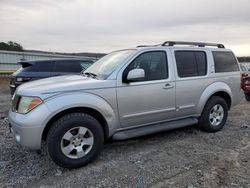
[117,50,176,128]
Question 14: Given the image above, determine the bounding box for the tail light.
[16,77,32,82]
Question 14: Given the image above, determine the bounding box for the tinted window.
[175,51,207,77]
[54,61,82,73]
[34,62,52,72]
[195,52,207,75]
[125,51,168,81]
[213,51,239,72]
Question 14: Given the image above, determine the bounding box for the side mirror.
[126,68,145,82]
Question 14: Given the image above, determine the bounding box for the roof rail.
[136,44,161,48]
[161,41,225,48]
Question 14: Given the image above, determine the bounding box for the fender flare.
[197,82,232,114]
[43,92,119,136]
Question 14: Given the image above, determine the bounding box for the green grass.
[0,70,15,74]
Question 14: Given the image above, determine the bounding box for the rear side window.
[34,62,52,72]
[175,51,207,77]
[213,51,239,72]
[54,61,82,73]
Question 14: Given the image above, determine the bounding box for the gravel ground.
[0,78,250,188]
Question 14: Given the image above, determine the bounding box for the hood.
[16,75,115,97]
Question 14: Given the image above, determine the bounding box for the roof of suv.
[135,41,231,51]
[18,58,96,64]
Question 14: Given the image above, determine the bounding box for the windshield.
[84,50,135,79]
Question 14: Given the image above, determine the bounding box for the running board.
[113,118,198,140]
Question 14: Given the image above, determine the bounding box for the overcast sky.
[1,0,250,55]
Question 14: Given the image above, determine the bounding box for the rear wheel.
[47,113,104,169]
[245,94,250,101]
[198,96,228,132]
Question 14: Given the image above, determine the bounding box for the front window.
[124,51,168,81]
[84,50,135,79]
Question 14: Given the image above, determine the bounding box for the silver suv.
[9,41,242,168]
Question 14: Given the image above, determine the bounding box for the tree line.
[0,41,24,51]
[0,41,249,61]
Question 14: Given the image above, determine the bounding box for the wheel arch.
[42,107,109,141]
[197,82,232,114]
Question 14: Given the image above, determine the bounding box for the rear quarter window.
[18,63,35,72]
[213,51,239,72]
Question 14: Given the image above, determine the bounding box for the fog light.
[15,134,21,143]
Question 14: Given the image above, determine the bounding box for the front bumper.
[8,103,51,150]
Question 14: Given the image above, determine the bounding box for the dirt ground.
[0,78,249,188]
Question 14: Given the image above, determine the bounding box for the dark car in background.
[240,63,250,101]
[10,58,96,95]
[242,75,250,101]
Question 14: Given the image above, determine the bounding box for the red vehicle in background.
[240,64,250,101]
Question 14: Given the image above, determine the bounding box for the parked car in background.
[240,64,249,89]
[245,63,250,71]
[9,41,242,168]
[240,64,249,75]
[240,64,250,101]
[242,75,250,101]
[10,58,96,95]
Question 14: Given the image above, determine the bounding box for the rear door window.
[175,51,207,77]
[33,62,52,72]
[54,61,82,73]
[213,51,239,72]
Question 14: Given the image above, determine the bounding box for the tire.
[198,96,228,132]
[245,94,250,101]
[47,113,104,169]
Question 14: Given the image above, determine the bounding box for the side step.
[113,118,198,140]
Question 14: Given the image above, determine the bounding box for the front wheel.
[47,113,104,169]
[198,96,228,132]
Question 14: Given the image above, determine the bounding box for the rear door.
[172,49,210,118]
[32,61,53,80]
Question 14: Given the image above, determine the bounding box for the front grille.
[12,95,20,112]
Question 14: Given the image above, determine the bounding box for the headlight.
[17,96,42,114]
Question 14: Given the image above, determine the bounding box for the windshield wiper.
[83,72,98,78]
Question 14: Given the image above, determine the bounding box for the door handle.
[163,83,174,89]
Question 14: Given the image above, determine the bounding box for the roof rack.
[136,44,161,48]
[161,41,225,48]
